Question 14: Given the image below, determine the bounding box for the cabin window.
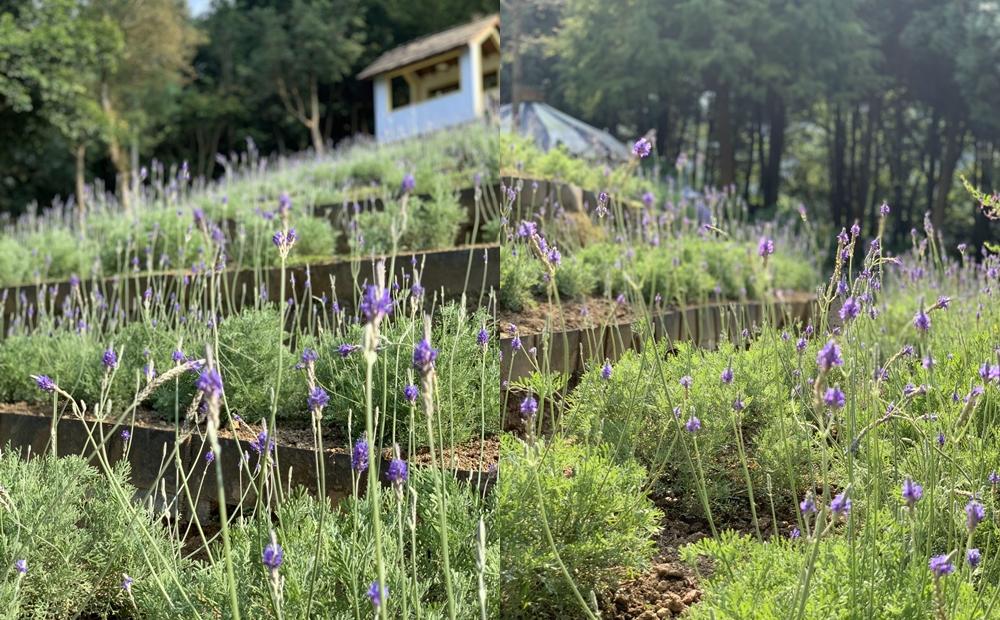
[390,76,411,109]
[483,70,499,91]
[416,56,461,100]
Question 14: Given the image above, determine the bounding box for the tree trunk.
[762,90,785,209]
[75,143,87,224]
[924,109,941,225]
[101,81,131,213]
[830,104,847,229]
[309,76,325,155]
[891,97,905,246]
[716,83,736,189]
[858,98,879,236]
[933,116,964,231]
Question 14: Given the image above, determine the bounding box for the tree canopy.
[0,0,495,215]
[504,0,1000,249]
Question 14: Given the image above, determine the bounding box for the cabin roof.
[358,14,499,80]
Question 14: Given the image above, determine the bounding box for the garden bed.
[500,292,816,383]
[0,402,498,512]
[1,243,499,328]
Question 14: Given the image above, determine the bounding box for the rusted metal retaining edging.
[0,409,496,515]
[500,295,817,384]
[1,244,499,331]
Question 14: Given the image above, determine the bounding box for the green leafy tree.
[246,0,366,155]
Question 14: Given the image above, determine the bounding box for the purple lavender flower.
[966,499,985,531]
[353,436,369,472]
[205,450,215,464]
[308,387,329,411]
[516,221,537,238]
[922,356,935,370]
[102,348,118,370]
[35,375,55,393]
[796,338,807,353]
[850,222,860,236]
[839,297,860,321]
[196,368,224,399]
[121,429,131,442]
[679,375,693,389]
[301,348,318,365]
[400,173,416,193]
[632,137,652,158]
[800,495,817,514]
[758,237,775,259]
[387,458,408,486]
[250,431,273,456]
[172,349,186,363]
[935,296,951,310]
[929,554,955,578]
[967,548,981,568]
[903,478,924,508]
[720,367,734,385]
[830,492,851,516]
[601,360,612,381]
[403,384,419,403]
[262,542,283,572]
[122,574,133,592]
[412,338,439,373]
[816,340,844,371]
[789,527,800,539]
[477,328,489,348]
[732,398,744,412]
[367,580,388,609]
[360,285,393,323]
[880,202,891,216]
[520,395,538,418]
[937,432,946,446]
[14,559,26,575]
[990,471,1000,486]
[913,309,931,332]
[338,343,358,358]
[824,387,846,409]
[685,416,701,433]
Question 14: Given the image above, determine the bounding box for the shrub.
[499,244,542,312]
[311,303,498,449]
[148,468,497,618]
[564,335,807,518]
[681,526,996,619]
[0,452,186,618]
[554,254,596,300]
[0,237,30,286]
[350,187,466,256]
[497,434,661,618]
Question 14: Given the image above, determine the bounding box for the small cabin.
[358,14,500,142]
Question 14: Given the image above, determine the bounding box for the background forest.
[0,0,494,215]
[502,0,1000,250]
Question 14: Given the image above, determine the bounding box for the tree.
[246,0,366,155]
[89,0,200,211]
[0,0,121,218]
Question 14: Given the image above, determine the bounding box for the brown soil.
[501,291,818,338]
[499,297,635,336]
[600,513,706,619]
[381,436,499,471]
[600,496,800,618]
